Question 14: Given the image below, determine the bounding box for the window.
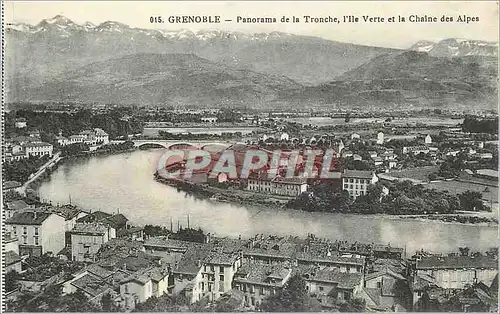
[125,285,129,293]
[34,227,39,236]
[219,266,224,273]
[377,281,381,288]
[204,265,208,272]
[22,236,27,244]
[210,265,214,272]
[219,283,224,292]
[34,236,39,245]
[201,282,205,291]
[220,275,224,282]
[251,297,255,306]
[319,286,324,292]
[208,283,213,292]
[346,266,351,272]
[344,292,351,301]
[12,227,16,235]
[23,227,27,235]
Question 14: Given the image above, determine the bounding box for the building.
[301,266,364,308]
[5,200,33,219]
[120,267,169,309]
[415,255,498,289]
[342,170,378,199]
[402,146,430,155]
[70,223,116,262]
[93,128,110,144]
[24,142,53,158]
[246,176,308,197]
[425,134,432,145]
[232,263,293,309]
[351,133,361,140]
[363,267,408,311]
[376,132,384,145]
[3,181,22,193]
[5,211,66,256]
[15,117,27,128]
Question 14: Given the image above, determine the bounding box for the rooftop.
[4,181,22,189]
[302,266,363,289]
[121,267,166,285]
[5,250,22,266]
[6,200,30,211]
[342,169,375,179]
[234,263,292,287]
[417,255,498,270]
[6,211,53,225]
[70,273,113,298]
[71,223,109,235]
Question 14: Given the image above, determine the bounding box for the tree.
[260,274,321,312]
[459,247,470,256]
[458,190,485,211]
[101,292,120,312]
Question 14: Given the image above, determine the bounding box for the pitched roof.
[6,211,53,225]
[70,273,113,298]
[233,263,291,287]
[102,213,128,229]
[342,169,375,179]
[6,200,30,211]
[4,181,22,189]
[365,268,406,282]
[304,267,363,289]
[120,267,166,285]
[416,255,497,270]
[71,223,109,235]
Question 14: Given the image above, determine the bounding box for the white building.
[120,267,169,309]
[342,170,378,199]
[415,255,498,289]
[5,211,66,256]
[247,176,308,197]
[351,133,361,140]
[376,132,384,145]
[425,134,432,144]
[15,118,27,128]
[24,142,53,158]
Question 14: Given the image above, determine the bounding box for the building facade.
[342,170,378,199]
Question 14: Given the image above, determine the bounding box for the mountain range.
[5,15,499,109]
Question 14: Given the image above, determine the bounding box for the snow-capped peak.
[410,38,498,57]
[44,15,75,25]
[6,22,32,32]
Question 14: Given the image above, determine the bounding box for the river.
[38,150,498,256]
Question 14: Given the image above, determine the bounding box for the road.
[20,151,62,195]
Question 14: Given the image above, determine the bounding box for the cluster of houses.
[4,130,54,162]
[56,128,109,147]
[5,203,497,313]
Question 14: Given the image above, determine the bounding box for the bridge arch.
[134,142,169,149]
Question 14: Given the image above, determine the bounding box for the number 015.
[150,16,163,23]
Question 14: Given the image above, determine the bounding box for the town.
[2,104,499,312]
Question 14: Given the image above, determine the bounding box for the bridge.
[115,139,239,150]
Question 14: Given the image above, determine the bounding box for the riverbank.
[155,177,498,226]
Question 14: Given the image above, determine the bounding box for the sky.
[4,1,499,48]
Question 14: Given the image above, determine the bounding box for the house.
[402,146,430,155]
[301,266,364,308]
[478,152,493,159]
[372,244,404,259]
[5,200,33,219]
[368,151,378,159]
[93,128,110,144]
[232,264,293,309]
[280,132,289,141]
[119,267,169,310]
[353,154,362,161]
[5,211,66,256]
[415,255,498,289]
[15,117,27,128]
[242,235,300,265]
[246,175,308,197]
[342,170,378,199]
[351,133,361,140]
[24,142,53,158]
[117,227,144,242]
[70,223,116,262]
[67,273,115,304]
[362,267,408,311]
[342,151,353,158]
[3,181,22,192]
[376,132,384,145]
[425,134,432,144]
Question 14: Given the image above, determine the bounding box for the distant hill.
[281,51,498,109]
[8,53,300,107]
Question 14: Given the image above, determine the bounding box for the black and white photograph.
[1,1,499,312]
